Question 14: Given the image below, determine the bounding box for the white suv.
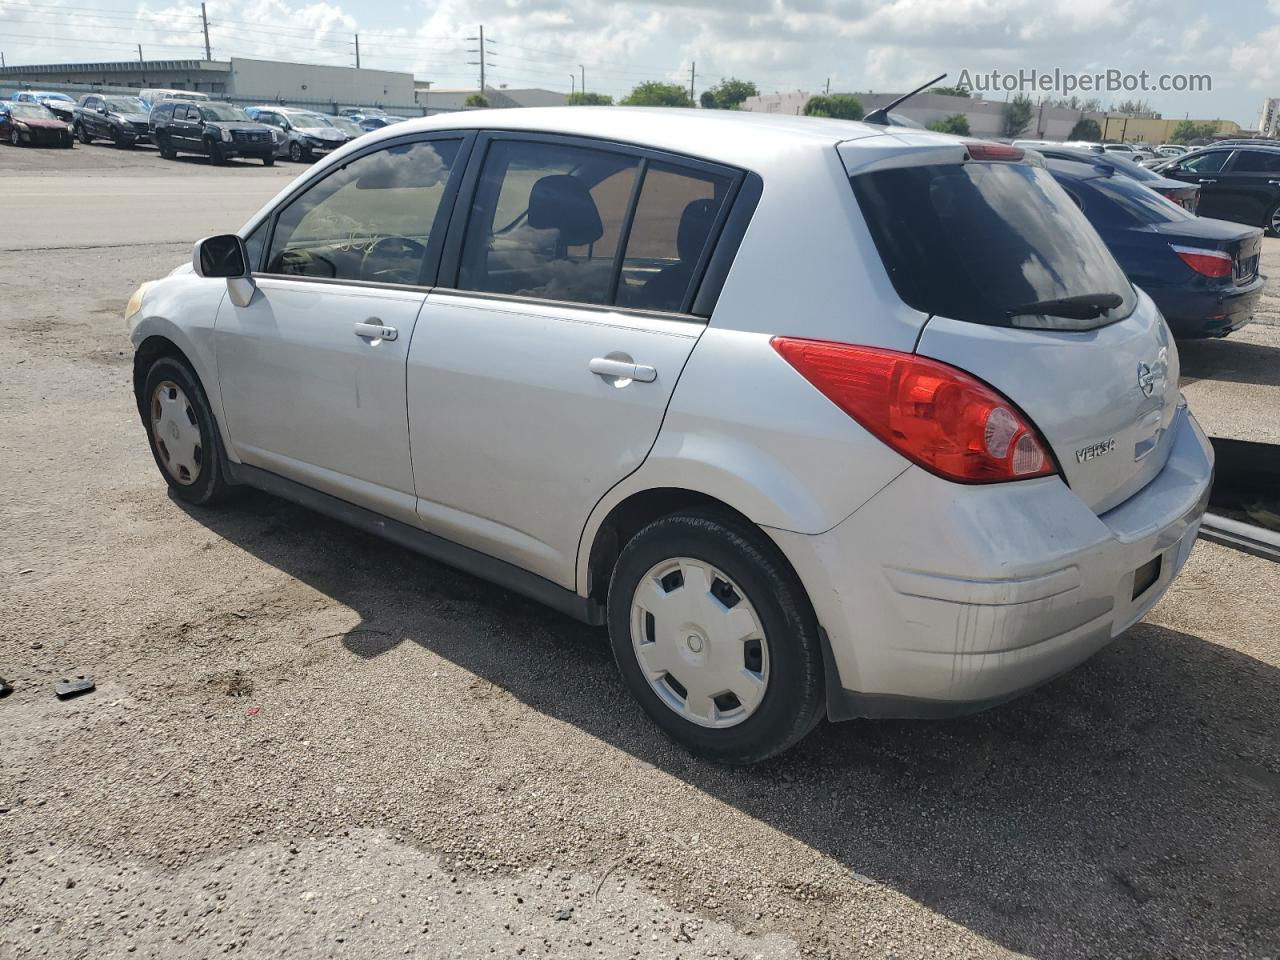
[127,109,1212,763]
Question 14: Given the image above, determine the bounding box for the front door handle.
[589,357,656,383]
[354,320,397,342]
[1198,178,1217,184]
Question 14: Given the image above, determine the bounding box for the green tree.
[929,84,970,98]
[999,94,1033,138]
[1068,117,1102,141]
[464,93,490,109]
[927,113,971,136]
[700,77,758,110]
[802,93,864,121]
[620,81,693,107]
[566,91,613,106]
[1170,119,1220,144]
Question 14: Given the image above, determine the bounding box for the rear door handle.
[1198,178,1217,184]
[353,320,397,342]
[589,357,656,383]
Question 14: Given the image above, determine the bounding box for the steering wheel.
[360,235,427,284]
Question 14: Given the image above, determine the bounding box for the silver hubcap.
[630,557,769,729]
[1271,207,1280,234]
[150,381,202,485]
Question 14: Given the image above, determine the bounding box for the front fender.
[130,273,235,459]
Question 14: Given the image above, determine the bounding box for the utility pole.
[138,43,143,64]
[689,60,695,106]
[2,52,7,69]
[354,33,360,68]
[200,2,211,60]
[466,25,492,91]
[570,75,575,95]
[824,77,830,95]
[579,64,585,95]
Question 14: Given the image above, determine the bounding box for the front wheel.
[207,140,225,164]
[141,356,239,506]
[607,511,825,765]
[77,123,92,144]
[1266,202,1280,238]
[263,155,275,166]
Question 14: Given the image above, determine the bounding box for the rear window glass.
[851,161,1136,327]
[1075,174,1194,227]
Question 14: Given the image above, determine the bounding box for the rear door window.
[457,138,735,312]
[1229,150,1280,173]
[851,159,1135,327]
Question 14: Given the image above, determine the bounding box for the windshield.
[291,113,331,127]
[1076,174,1195,226]
[851,160,1136,328]
[40,93,74,103]
[328,117,362,135]
[105,97,147,113]
[200,104,251,123]
[10,103,56,119]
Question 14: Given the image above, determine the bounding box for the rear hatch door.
[844,138,1180,515]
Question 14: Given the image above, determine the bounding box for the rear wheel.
[141,356,238,506]
[157,134,176,159]
[288,141,302,162]
[263,155,275,166]
[9,128,20,147]
[607,510,825,764]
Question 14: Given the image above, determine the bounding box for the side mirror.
[99,106,109,115]
[193,234,256,307]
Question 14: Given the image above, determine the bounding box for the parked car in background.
[325,115,367,141]
[1155,144,1188,157]
[1,101,74,148]
[11,90,77,123]
[1047,157,1262,338]
[245,106,350,161]
[1153,144,1280,235]
[357,114,408,131]
[1102,143,1153,161]
[139,88,209,111]
[1029,145,1199,212]
[74,94,152,147]
[126,112,1211,762]
[150,100,279,165]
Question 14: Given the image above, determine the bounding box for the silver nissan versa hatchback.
[127,108,1213,763]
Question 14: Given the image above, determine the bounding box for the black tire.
[140,356,239,506]
[607,510,825,765]
[157,134,176,159]
[1266,202,1280,238]
[288,141,302,162]
[263,154,275,166]
[208,140,225,164]
[9,128,20,147]
[77,123,92,144]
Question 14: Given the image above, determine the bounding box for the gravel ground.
[1,147,1278,960]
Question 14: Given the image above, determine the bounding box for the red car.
[0,101,74,148]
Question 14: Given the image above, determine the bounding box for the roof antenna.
[863,72,947,126]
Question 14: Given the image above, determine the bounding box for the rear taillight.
[771,338,1057,484]
[1172,244,1232,279]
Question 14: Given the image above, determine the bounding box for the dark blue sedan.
[1046,157,1264,338]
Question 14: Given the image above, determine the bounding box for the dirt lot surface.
[2,145,1279,960]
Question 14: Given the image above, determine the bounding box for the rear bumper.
[768,406,1213,720]
[1152,274,1263,338]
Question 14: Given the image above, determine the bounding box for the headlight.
[124,281,155,322]
[220,126,232,142]
[16,122,28,131]
[271,129,283,143]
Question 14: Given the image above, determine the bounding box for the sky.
[1,0,1277,125]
